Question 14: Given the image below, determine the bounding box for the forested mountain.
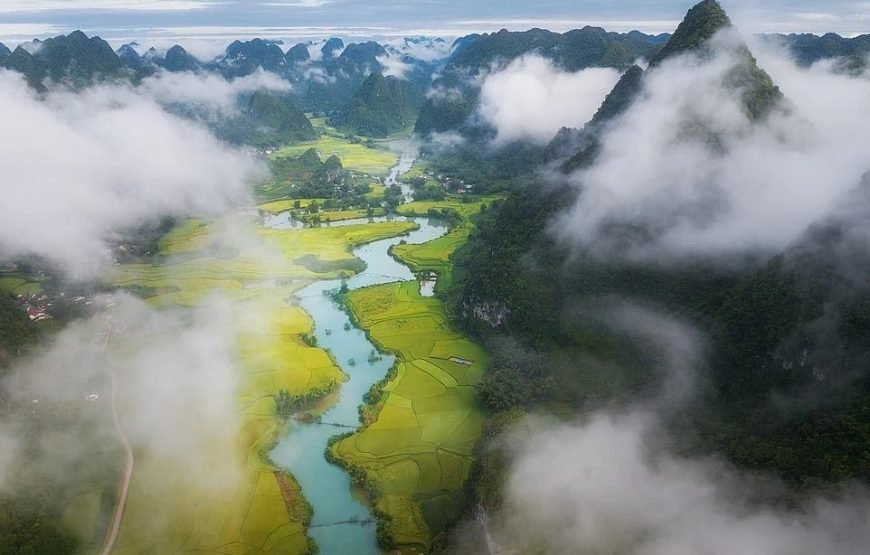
[214,90,317,148]
[414,27,668,136]
[221,38,288,77]
[444,1,870,526]
[0,31,123,90]
[766,32,870,71]
[331,72,423,137]
[559,0,781,171]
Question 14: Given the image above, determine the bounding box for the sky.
[0,0,868,51]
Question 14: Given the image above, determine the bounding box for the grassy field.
[106,215,416,555]
[395,195,501,220]
[0,272,43,296]
[392,195,501,291]
[390,227,471,291]
[298,208,385,224]
[271,137,397,177]
[257,199,324,214]
[332,281,487,551]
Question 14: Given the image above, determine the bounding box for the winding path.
[100,327,135,555]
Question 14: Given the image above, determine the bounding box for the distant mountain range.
[0,24,865,148]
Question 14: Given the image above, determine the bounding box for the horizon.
[0,0,868,59]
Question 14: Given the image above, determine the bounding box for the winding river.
[270,155,448,553]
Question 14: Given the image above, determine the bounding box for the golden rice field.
[105,214,416,555]
[332,281,487,551]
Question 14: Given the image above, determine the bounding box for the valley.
[1,1,870,554]
[101,130,491,554]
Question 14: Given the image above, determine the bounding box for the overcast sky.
[0,0,868,49]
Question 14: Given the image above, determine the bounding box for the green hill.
[216,90,317,148]
[331,72,423,137]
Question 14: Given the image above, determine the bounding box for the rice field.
[271,136,398,176]
[392,195,501,291]
[395,195,502,220]
[332,281,487,551]
[257,199,325,214]
[107,215,416,555]
[0,273,43,295]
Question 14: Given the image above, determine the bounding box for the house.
[26,307,48,321]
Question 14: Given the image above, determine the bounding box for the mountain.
[221,39,286,77]
[157,45,202,72]
[331,72,423,137]
[439,2,870,522]
[215,90,317,148]
[559,0,780,171]
[0,42,10,59]
[321,37,345,59]
[414,26,668,137]
[771,32,870,70]
[117,43,146,69]
[284,43,310,64]
[0,31,124,90]
[649,0,730,64]
[338,41,386,67]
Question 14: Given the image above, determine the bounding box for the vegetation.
[215,90,317,148]
[269,132,398,177]
[332,281,487,551]
[332,72,423,137]
[414,26,667,136]
[0,30,123,90]
[443,9,870,529]
[106,213,417,554]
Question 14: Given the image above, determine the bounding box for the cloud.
[491,410,870,555]
[376,53,411,79]
[421,130,467,154]
[261,0,332,7]
[384,37,452,63]
[138,69,291,114]
[0,0,213,12]
[0,69,264,276]
[556,30,870,261]
[306,40,324,61]
[478,55,621,145]
[0,292,247,494]
[302,64,335,83]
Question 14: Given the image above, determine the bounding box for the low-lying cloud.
[138,68,291,114]
[0,293,246,495]
[478,55,620,145]
[0,69,265,275]
[377,53,411,79]
[494,411,870,555]
[557,31,870,261]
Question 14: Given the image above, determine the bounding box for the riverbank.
[105,214,417,554]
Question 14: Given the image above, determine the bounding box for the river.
[269,157,448,554]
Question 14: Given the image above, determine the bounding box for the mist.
[136,68,291,115]
[493,410,870,555]
[467,29,870,554]
[473,303,870,554]
[556,30,870,262]
[0,293,246,493]
[478,55,621,145]
[0,69,267,276]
